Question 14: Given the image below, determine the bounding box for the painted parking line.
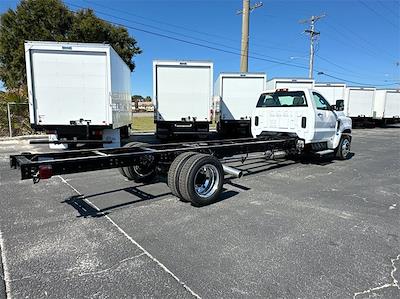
[58,175,201,299]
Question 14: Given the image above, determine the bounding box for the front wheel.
[336,136,351,160]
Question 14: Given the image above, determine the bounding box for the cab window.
[312,92,331,110]
[256,91,307,107]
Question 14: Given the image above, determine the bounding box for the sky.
[0,0,399,96]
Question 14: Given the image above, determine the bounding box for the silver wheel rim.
[194,164,220,198]
[341,139,350,157]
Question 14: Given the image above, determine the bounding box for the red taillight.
[38,165,53,179]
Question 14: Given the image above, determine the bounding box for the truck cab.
[252,88,352,156]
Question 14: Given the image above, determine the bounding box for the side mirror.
[335,99,344,111]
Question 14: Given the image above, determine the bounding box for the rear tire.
[178,154,224,206]
[336,136,351,160]
[118,142,137,178]
[121,142,156,183]
[167,152,197,200]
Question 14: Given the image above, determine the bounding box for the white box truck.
[266,78,315,90]
[373,89,400,123]
[25,41,132,148]
[214,72,266,137]
[153,60,213,138]
[344,87,375,119]
[314,83,346,105]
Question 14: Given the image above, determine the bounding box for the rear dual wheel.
[168,153,224,206]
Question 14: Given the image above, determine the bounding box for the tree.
[0,0,73,89]
[132,95,144,102]
[0,0,141,90]
[68,9,141,71]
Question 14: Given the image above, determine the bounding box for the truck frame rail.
[10,136,299,181]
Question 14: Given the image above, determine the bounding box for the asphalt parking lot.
[0,127,399,298]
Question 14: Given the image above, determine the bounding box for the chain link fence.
[0,91,33,137]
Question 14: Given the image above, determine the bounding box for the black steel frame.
[10,136,298,181]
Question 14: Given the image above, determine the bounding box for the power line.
[377,0,400,19]
[66,2,310,71]
[83,0,305,56]
[71,2,308,69]
[322,20,398,63]
[317,72,400,87]
[65,2,397,87]
[358,0,398,28]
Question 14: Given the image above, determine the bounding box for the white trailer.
[153,60,213,138]
[373,89,400,123]
[266,78,315,90]
[344,87,375,119]
[214,73,266,136]
[25,41,132,148]
[314,83,346,105]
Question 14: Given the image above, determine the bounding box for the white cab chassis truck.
[25,41,132,148]
[373,89,400,124]
[252,88,352,157]
[314,83,346,105]
[153,60,213,139]
[214,72,266,137]
[344,87,375,120]
[11,89,353,207]
[266,78,315,90]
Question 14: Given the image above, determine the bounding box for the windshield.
[256,91,307,107]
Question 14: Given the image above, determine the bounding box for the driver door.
[312,92,337,141]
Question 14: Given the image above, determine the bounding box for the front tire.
[178,154,224,206]
[336,136,351,160]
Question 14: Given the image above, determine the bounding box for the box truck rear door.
[31,50,108,126]
[385,91,400,118]
[156,65,210,121]
[221,77,264,120]
[347,89,374,118]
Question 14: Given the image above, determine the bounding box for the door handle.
[317,113,323,117]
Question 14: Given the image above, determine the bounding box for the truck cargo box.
[266,78,315,90]
[152,60,213,138]
[215,73,266,121]
[25,41,132,129]
[314,83,346,105]
[345,87,375,118]
[153,60,213,122]
[373,89,400,120]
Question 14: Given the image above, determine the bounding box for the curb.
[0,135,47,142]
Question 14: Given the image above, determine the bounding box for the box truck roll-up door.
[156,65,210,121]
[31,50,108,125]
[222,77,265,119]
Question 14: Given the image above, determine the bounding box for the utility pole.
[237,0,263,72]
[300,14,325,78]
